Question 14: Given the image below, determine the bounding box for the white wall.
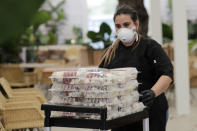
[58,0,88,44]
[160,0,172,23]
[160,0,197,23]
[41,0,88,44]
[186,0,197,21]
[172,0,190,115]
[145,0,163,43]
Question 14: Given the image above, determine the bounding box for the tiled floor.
[166,105,197,131]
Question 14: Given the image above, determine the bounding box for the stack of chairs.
[0,77,46,130]
[0,90,44,130]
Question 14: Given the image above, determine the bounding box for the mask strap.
[135,32,138,42]
[132,26,138,42]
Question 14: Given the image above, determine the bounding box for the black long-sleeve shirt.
[99,36,173,131]
[99,37,173,90]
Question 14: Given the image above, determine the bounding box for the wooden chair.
[0,77,47,103]
[0,91,44,130]
[0,64,37,87]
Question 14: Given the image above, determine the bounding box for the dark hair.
[99,5,140,67]
[113,5,138,23]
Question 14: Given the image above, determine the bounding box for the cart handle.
[41,104,107,114]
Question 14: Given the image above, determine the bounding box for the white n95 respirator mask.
[116,26,138,43]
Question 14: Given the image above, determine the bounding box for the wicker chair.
[0,64,37,87]
[0,91,44,130]
[0,122,5,131]
[0,77,46,96]
[0,77,47,103]
[0,91,42,111]
[0,114,5,131]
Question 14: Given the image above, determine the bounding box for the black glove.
[139,90,156,107]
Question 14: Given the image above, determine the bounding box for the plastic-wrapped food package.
[132,102,145,113]
[49,67,144,120]
[50,67,138,85]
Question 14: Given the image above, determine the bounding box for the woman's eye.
[123,23,130,27]
[115,24,121,28]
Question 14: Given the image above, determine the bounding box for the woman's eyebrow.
[123,22,131,25]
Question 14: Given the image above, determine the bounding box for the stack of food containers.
[49,67,145,120]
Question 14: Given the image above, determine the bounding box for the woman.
[99,5,173,131]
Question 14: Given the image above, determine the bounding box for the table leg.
[143,118,149,131]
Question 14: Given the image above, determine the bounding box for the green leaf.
[87,22,112,48]
[189,39,197,51]
[57,9,65,21]
[162,23,173,40]
[32,10,52,31]
[0,0,45,44]
[87,31,101,43]
[99,22,112,37]
[48,32,57,45]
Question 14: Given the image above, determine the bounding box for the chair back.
[0,64,24,83]
[0,90,6,110]
[0,77,13,98]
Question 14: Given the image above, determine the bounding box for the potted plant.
[87,22,112,49]
[20,0,66,62]
[0,0,45,63]
[87,22,113,65]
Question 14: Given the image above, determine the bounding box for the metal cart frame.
[41,104,149,131]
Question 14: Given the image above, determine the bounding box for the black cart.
[41,104,149,131]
